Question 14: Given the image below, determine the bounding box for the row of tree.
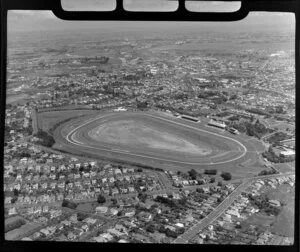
[258,168,278,176]
[62,199,78,209]
[177,169,231,182]
[154,195,187,209]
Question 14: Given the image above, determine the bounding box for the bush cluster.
[221,172,232,181]
[249,195,281,216]
[34,130,55,147]
[262,147,295,163]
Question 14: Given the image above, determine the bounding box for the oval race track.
[53,111,258,169]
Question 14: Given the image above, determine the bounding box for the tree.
[178,196,187,206]
[138,192,147,202]
[11,197,17,204]
[165,228,178,238]
[77,212,88,221]
[221,172,232,181]
[62,199,68,207]
[197,179,204,185]
[159,225,166,233]
[196,188,204,193]
[62,199,77,209]
[34,130,55,147]
[146,224,155,233]
[13,189,19,197]
[97,195,106,204]
[204,169,217,175]
[210,177,216,183]
[177,227,185,234]
[111,198,117,205]
[215,225,223,232]
[217,181,223,187]
[188,169,198,180]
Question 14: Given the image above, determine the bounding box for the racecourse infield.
[53,111,263,174]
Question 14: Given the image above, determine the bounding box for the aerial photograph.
[4,1,295,245]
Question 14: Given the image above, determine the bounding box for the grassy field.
[6,94,30,104]
[267,184,295,237]
[247,138,267,152]
[241,184,295,238]
[272,122,295,132]
[241,213,275,233]
[37,109,99,132]
[5,216,25,226]
[273,162,295,173]
[89,119,212,156]
[5,221,43,240]
[76,202,95,213]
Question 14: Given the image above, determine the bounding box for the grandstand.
[180,115,200,123]
[207,119,226,129]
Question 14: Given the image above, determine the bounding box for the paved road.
[172,172,294,244]
[280,138,295,143]
[261,131,278,140]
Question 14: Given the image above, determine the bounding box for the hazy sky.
[8,1,295,34]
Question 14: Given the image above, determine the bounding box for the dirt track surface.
[53,111,263,173]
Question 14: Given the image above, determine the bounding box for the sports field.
[52,110,264,176]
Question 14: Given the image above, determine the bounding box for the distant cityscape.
[4,17,295,245]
